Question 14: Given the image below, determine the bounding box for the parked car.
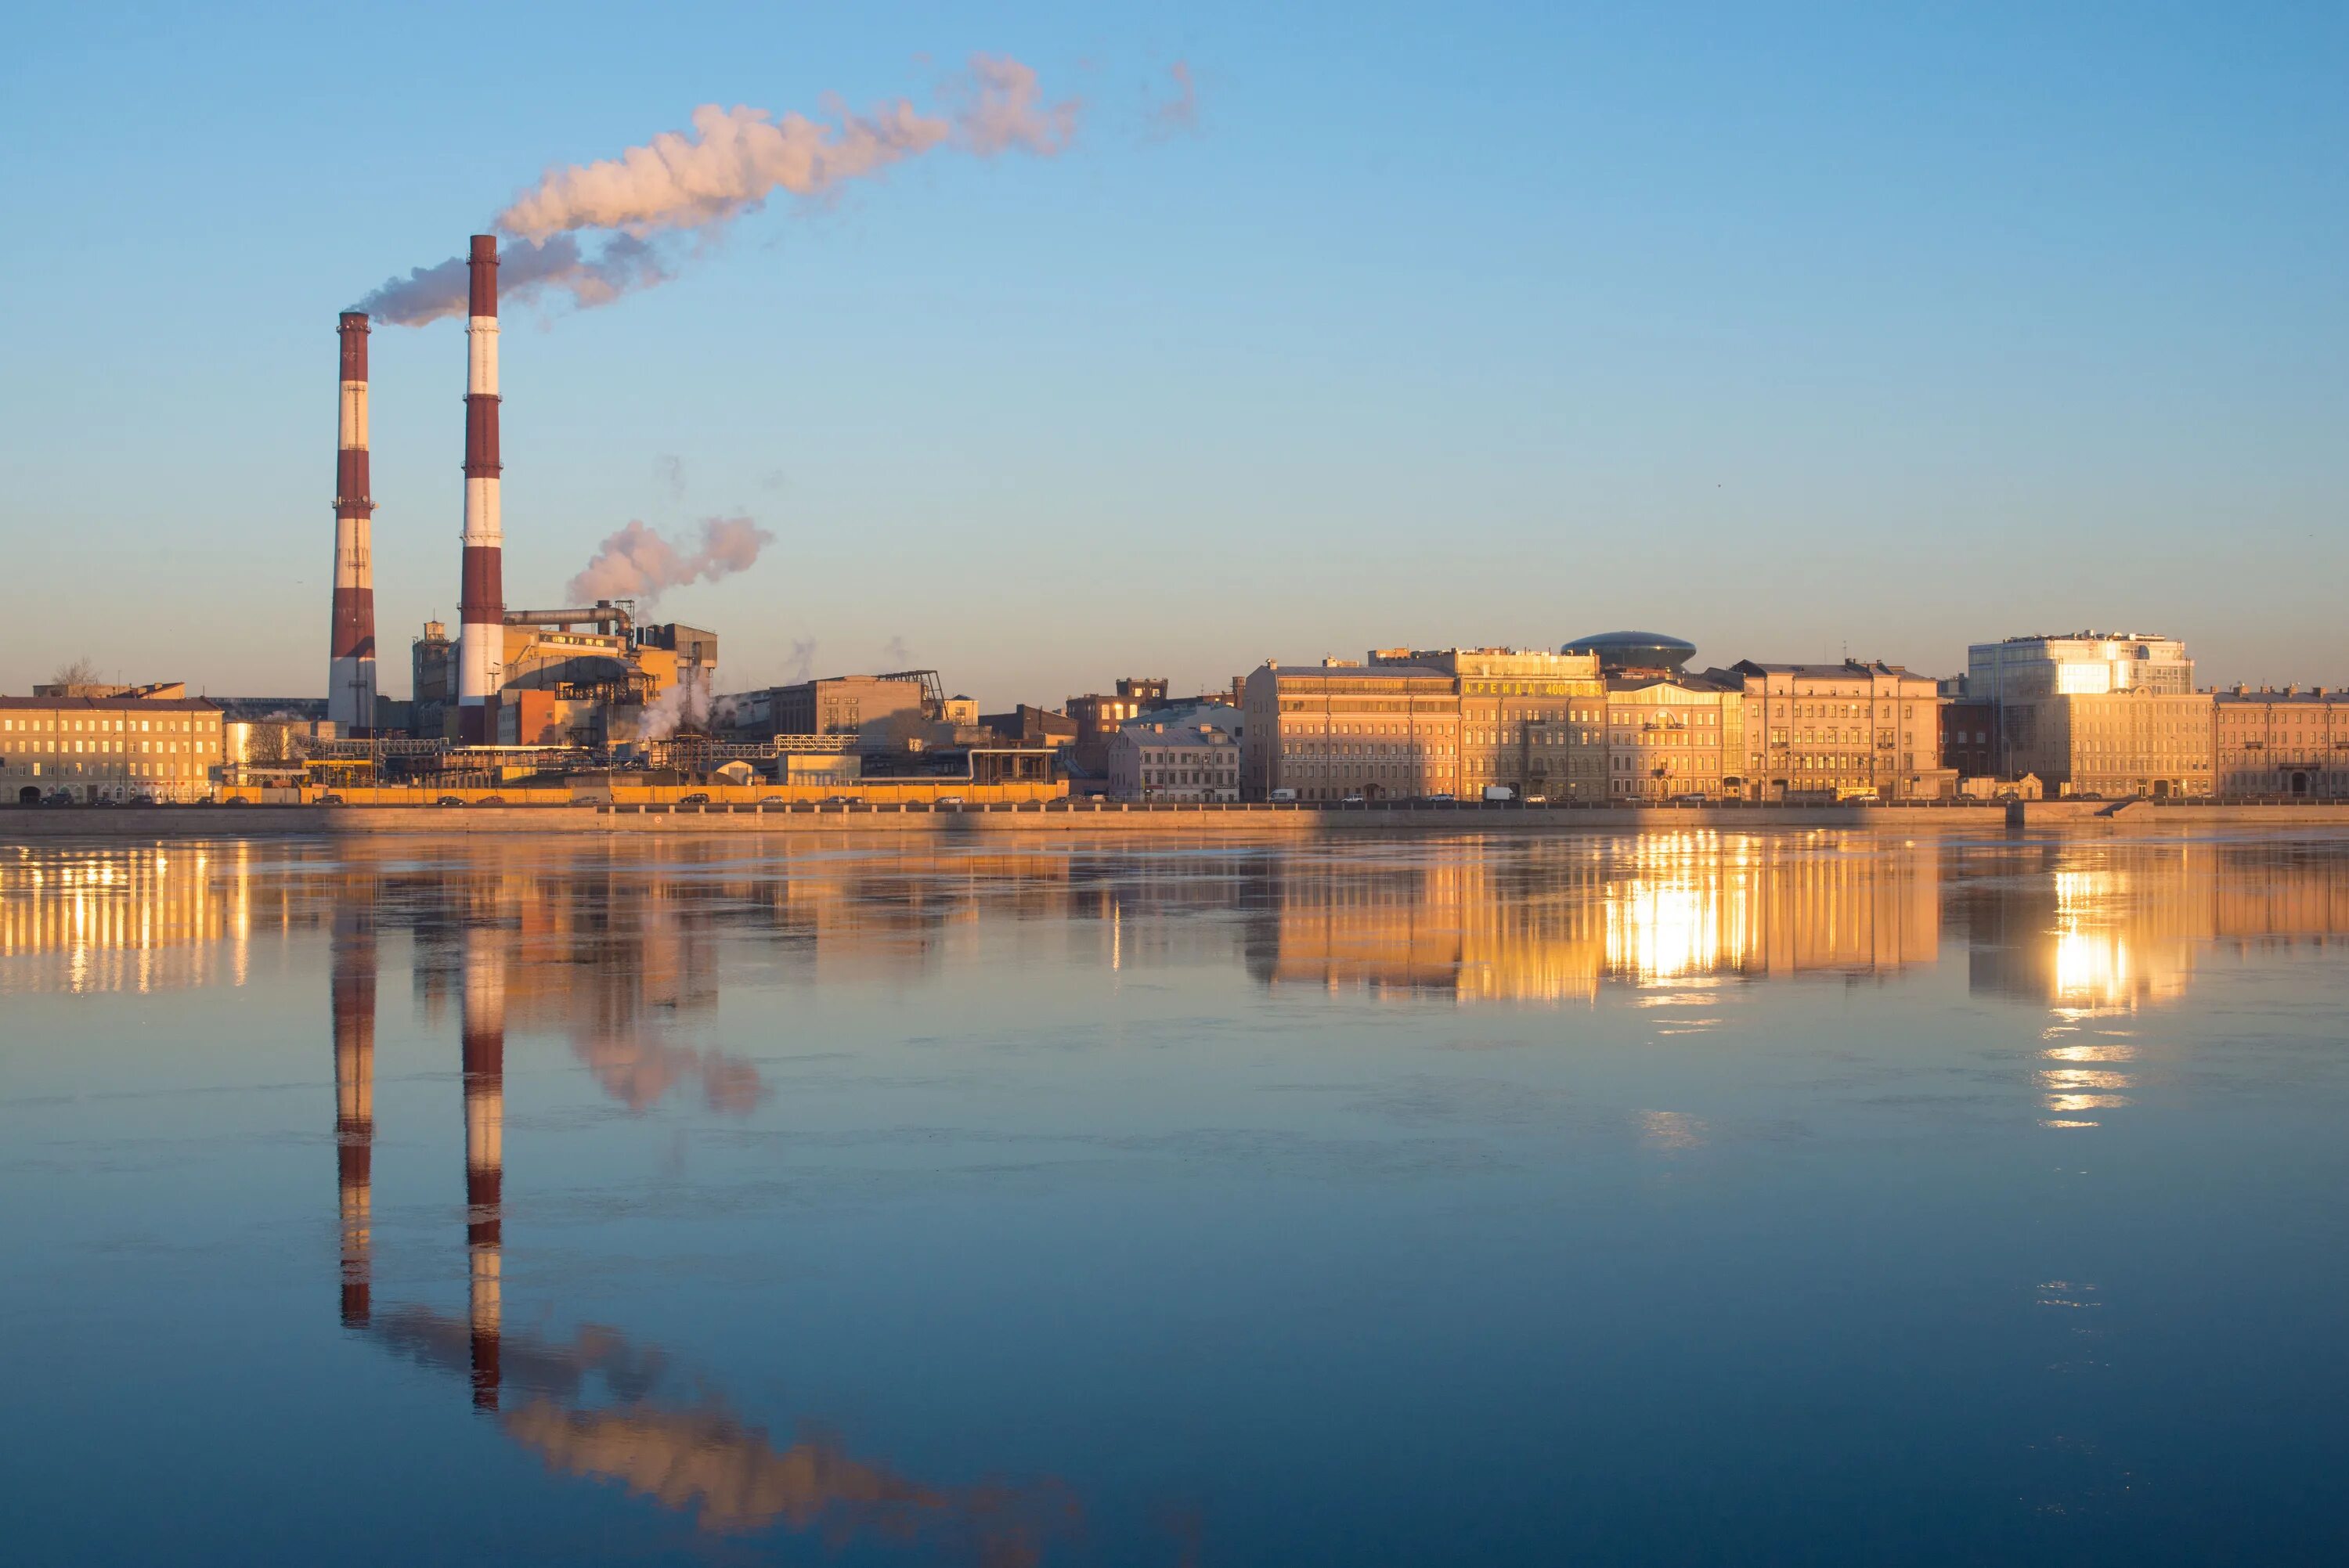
[677,792,710,806]
[759,795,786,806]
[821,795,856,806]
[435,796,466,807]
[934,795,966,809]
[1341,793,1367,806]
[316,793,344,806]
[1423,792,1456,804]
[474,795,505,806]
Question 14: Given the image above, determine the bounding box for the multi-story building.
[1708,661,1948,800]
[1968,631,2200,788]
[1367,647,1605,797]
[1968,632,2196,703]
[1067,689,1152,775]
[2214,687,2349,798]
[1940,697,2000,780]
[1521,675,1743,801]
[2002,688,2215,798]
[1106,719,1240,801]
[1241,660,1463,802]
[1,688,224,803]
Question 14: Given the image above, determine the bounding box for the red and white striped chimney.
[456,235,504,742]
[329,312,377,734]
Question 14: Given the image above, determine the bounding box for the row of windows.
[0,716,214,734]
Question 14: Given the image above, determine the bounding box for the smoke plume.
[785,637,819,681]
[358,55,1078,326]
[567,515,774,605]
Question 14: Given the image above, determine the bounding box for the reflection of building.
[2215,687,2349,798]
[1,688,223,803]
[1250,835,1942,1002]
[1963,842,2349,1012]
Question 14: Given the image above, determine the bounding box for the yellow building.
[2214,687,2349,798]
[1526,675,1745,801]
[1715,660,1947,800]
[2004,689,2215,798]
[1241,660,1463,802]
[1370,647,1606,798]
[1,689,223,803]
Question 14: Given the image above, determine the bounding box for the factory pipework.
[456,235,504,742]
[328,312,377,734]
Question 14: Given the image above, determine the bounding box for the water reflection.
[329,900,1082,1562]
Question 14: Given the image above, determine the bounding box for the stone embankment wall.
[11,800,2349,839]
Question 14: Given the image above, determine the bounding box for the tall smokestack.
[461,925,505,1411]
[456,235,503,742]
[329,312,377,734]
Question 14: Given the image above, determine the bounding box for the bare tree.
[50,656,100,687]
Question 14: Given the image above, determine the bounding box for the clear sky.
[2,1,2340,704]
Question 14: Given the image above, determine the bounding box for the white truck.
[1481,785,1516,803]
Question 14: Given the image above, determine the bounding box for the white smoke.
[785,637,818,681]
[566,515,774,606]
[636,678,711,741]
[359,55,1077,326]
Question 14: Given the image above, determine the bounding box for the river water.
[4,829,2346,1565]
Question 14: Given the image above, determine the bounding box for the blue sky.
[2,1,2340,702]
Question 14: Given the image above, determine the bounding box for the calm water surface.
[4,829,2347,1566]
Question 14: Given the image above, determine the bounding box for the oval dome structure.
[1561,631,1696,673]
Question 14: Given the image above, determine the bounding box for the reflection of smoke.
[568,515,773,606]
[370,1307,1078,1562]
[786,637,819,681]
[361,56,1077,325]
[572,1032,764,1114]
[507,1400,1080,1557]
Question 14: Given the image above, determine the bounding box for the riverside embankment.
[9,799,2349,839]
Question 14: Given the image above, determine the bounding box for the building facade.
[1968,632,2196,703]
[1940,698,2000,780]
[2214,688,2349,798]
[1241,661,1463,802]
[1712,661,1948,800]
[1106,720,1240,801]
[2,692,224,802]
[1369,648,1606,798]
[2003,689,2216,798]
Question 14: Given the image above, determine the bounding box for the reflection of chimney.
[462,926,505,1410]
[332,903,376,1328]
[330,313,377,734]
[456,235,504,743]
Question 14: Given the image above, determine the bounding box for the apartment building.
[1,690,224,802]
[1367,647,1605,797]
[2214,688,2349,798]
[2003,689,2216,798]
[1106,720,1239,801]
[1241,661,1463,802]
[1711,661,1948,800]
